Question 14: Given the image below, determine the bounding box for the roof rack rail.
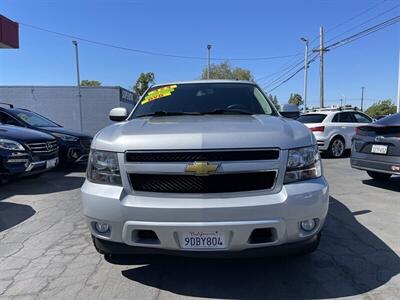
[305,105,359,113]
[0,102,14,108]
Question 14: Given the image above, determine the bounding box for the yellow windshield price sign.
[141,85,177,105]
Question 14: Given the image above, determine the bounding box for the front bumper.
[351,151,400,175]
[0,151,58,177]
[81,177,329,253]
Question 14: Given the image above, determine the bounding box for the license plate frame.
[371,144,388,155]
[179,231,227,250]
[46,158,58,169]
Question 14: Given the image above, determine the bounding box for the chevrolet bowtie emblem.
[185,161,220,175]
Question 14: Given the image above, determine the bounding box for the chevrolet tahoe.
[81,80,329,257]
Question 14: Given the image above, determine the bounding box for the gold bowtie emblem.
[185,161,219,175]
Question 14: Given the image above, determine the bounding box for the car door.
[332,112,357,149]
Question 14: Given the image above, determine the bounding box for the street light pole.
[72,40,83,132]
[397,50,400,113]
[301,38,309,113]
[207,44,212,79]
[361,86,365,111]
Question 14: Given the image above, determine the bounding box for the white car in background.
[297,110,373,158]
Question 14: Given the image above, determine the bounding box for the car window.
[353,112,372,123]
[12,110,59,127]
[0,112,21,126]
[333,112,355,123]
[131,83,277,118]
[296,114,327,123]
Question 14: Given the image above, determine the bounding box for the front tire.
[328,137,345,158]
[367,171,392,181]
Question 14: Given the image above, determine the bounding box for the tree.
[81,80,101,86]
[365,99,397,118]
[288,93,303,107]
[134,72,155,96]
[201,61,254,81]
[266,94,280,110]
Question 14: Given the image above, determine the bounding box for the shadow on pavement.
[0,202,36,232]
[0,169,85,200]
[362,176,400,192]
[113,196,399,299]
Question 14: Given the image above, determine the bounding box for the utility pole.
[207,44,212,79]
[397,50,400,113]
[361,86,365,111]
[313,26,328,108]
[319,27,325,108]
[301,37,309,113]
[72,40,83,132]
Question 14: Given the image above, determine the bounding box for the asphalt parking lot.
[0,158,399,300]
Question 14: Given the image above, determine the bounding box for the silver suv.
[297,110,373,157]
[81,81,329,257]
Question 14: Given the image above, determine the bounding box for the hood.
[93,115,315,152]
[0,125,56,143]
[39,127,92,139]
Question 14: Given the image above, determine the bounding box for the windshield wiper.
[135,111,202,118]
[202,108,254,115]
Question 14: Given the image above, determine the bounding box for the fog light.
[94,222,110,233]
[300,219,317,232]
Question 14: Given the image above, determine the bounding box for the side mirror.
[280,104,300,119]
[109,107,128,122]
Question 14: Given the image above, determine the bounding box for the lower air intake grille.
[130,171,277,193]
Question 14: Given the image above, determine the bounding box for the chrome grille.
[130,171,277,193]
[26,140,58,154]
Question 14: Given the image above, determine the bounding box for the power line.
[262,16,400,94]
[257,1,390,84]
[18,22,301,61]
[325,15,400,50]
[266,54,319,93]
[325,3,400,44]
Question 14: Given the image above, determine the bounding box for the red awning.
[0,15,19,49]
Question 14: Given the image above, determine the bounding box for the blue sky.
[1,0,399,109]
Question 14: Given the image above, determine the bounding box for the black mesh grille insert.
[130,172,276,193]
[126,149,279,162]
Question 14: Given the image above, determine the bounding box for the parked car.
[297,109,373,157]
[351,113,400,180]
[0,104,92,165]
[0,124,58,179]
[81,80,329,258]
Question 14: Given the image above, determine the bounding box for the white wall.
[0,86,136,135]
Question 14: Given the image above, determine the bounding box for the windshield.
[130,83,277,118]
[13,110,60,127]
[297,114,327,123]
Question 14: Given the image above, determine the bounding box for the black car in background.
[0,104,92,165]
[351,113,400,180]
[0,125,58,179]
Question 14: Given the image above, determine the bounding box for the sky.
[1,0,399,109]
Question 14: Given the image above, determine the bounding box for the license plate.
[371,145,388,154]
[46,158,58,169]
[179,231,227,249]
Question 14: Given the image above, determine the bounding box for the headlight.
[51,132,79,142]
[0,139,25,151]
[284,146,322,184]
[87,150,121,185]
